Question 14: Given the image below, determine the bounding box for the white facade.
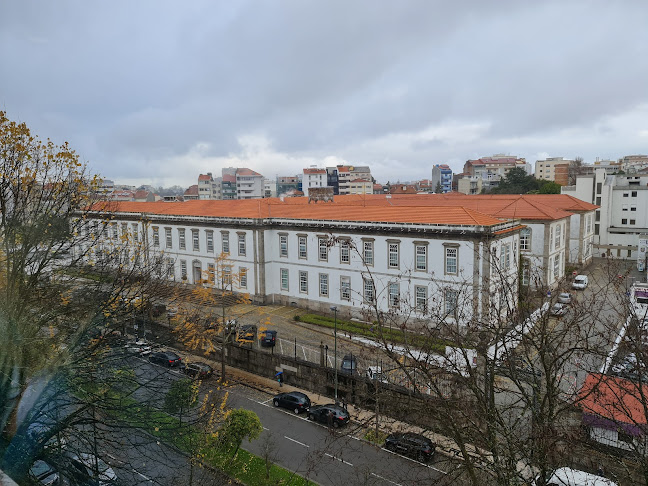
[302,169,328,197]
[90,208,522,327]
[236,172,264,199]
[563,168,648,259]
[519,218,571,288]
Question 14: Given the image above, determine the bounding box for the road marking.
[284,436,309,448]
[106,453,153,482]
[380,448,448,474]
[371,473,402,486]
[261,398,273,404]
[324,452,353,466]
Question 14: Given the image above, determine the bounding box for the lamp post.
[330,306,338,404]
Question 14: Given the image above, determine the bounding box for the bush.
[364,428,388,444]
[293,315,300,321]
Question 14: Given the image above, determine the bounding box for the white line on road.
[371,472,402,486]
[380,448,448,475]
[324,452,353,466]
[284,436,310,448]
[106,453,153,482]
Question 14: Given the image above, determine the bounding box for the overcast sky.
[1,1,647,188]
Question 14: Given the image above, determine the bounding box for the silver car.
[550,303,567,316]
[557,293,572,304]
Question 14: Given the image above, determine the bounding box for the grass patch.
[364,428,388,445]
[296,314,451,353]
[105,394,313,485]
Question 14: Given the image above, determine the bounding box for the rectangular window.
[280,268,289,291]
[132,223,139,242]
[595,196,601,205]
[632,191,638,197]
[445,247,458,275]
[280,235,288,257]
[623,192,629,197]
[388,282,399,307]
[299,271,308,293]
[554,225,561,249]
[415,286,427,313]
[363,279,375,303]
[167,258,175,279]
[586,215,592,234]
[340,276,351,301]
[319,273,328,297]
[238,233,246,256]
[318,238,328,261]
[298,236,307,259]
[192,229,199,251]
[630,219,636,225]
[178,229,186,250]
[596,182,602,194]
[622,219,628,224]
[595,223,599,235]
[622,204,628,211]
[553,255,559,280]
[363,240,374,266]
[415,245,427,271]
[207,263,215,283]
[445,289,458,314]
[520,228,531,251]
[206,231,214,253]
[152,227,159,247]
[222,232,230,254]
[340,240,350,264]
[388,242,399,268]
[631,205,637,211]
[165,228,172,248]
[240,267,247,288]
[223,266,232,287]
[549,227,554,251]
[121,223,128,239]
[521,261,530,286]
[180,260,187,280]
[501,243,511,271]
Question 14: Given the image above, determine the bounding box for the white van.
[536,467,617,486]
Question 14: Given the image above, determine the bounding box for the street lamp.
[330,306,338,404]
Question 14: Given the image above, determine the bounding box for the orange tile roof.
[236,168,262,177]
[579,373,648,426]
[93,198,507,227]
[198,174,212,181]
[303,168,326,174]
[184,185,199,196]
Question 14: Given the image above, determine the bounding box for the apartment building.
[236,168,264,199]
[87,197,522,327]
[457,155,528,194]
[302,168,328,197]
[535,157,574,185]
[563,168,648,259]
[334,165,372,195]
[276,176,300,196]
[431,164,453,193]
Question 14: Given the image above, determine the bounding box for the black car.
[272,391,311,414]
[340,355,357,375]
[183,362,213,379]
[261,330,277,347]
[237,324,257,343]
[384,432,436,462]
[307,404,350,427]
[149,350,182,367]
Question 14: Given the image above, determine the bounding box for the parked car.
[572,275,589,290]
[261,330,277,347]
[535,467,617,486]
[149,350,182,367]
[307,404,350,427]
[29,459,59,486]
[183,362,213,379]
[366,366,388,383]
[340,355,358,375]
[557,292,573,304]
[384,432,436,462]
[125,339,152,355]
[237,324,257,343]
[550,303,567,317]
[272,391,311,414]
[56,452,117,485]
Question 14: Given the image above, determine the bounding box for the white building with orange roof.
[86,197,523,328]
[302,167,328,197]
